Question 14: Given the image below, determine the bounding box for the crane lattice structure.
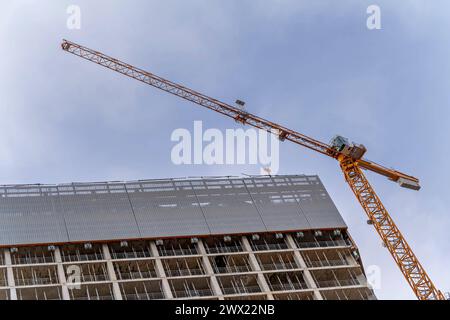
[61,39,445,300]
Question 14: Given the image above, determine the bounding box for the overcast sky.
[1,0,449,299]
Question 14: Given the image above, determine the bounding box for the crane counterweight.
[397,177,421,191]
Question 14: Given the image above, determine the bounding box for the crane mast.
[340,158,444,299]
[61,39,444,300]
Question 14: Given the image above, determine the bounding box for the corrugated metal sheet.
[0,175,346,246]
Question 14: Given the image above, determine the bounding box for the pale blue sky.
[1,0,449,299]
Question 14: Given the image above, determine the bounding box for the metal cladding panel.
[58,184,141,242]
[0,175,346,246]
[194,179,267,234]
[245,177,312,231]
[293,176,347,229]
[127,181,211,238]
[0,187,68,246]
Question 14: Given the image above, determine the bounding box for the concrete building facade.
[0,175,376,300]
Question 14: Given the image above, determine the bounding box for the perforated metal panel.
[0,175,346,246]
[294,176,346,229]
[127,180,211,238]
[193,178,267,234]
[58,183,140,242]
[0,186,68,245]
[245,177,313,231]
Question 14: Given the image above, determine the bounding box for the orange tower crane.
[61,39,445,300]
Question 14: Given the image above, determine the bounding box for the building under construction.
[0,175,376,300]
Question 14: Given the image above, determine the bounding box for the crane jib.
[61,39,444,300]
